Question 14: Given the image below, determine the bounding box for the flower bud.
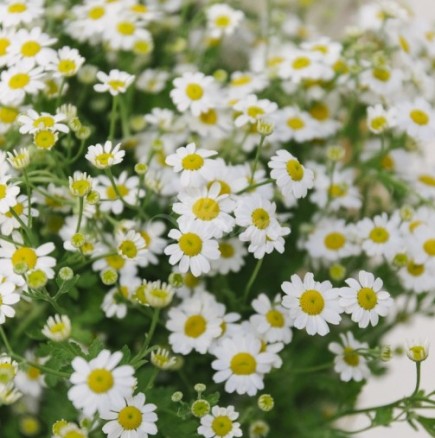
[191,399,210,418]
[257,118,274,136]
[171,391,183,402]
[27,269,48,289]
[58,267,74,281]
[258,394,274,412]
[406,340,429,362]
[135,162,148,175]
[101,268,118,285]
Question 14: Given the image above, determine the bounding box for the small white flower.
[101,392,158,438]
[94,69,135,96]
[18,109,69,134]
[116,230,147,261]
[85,141,125,169]
[198,405,243,438]
[328,332,370,382]
[206,4,244,39]
[41,314,71,341]
[281,272,342,336]
[395,99,435,141]
[339,271,393,328]
[367,104,396,134]
[233,94,277,128]
[0,281,20,324]
[68,350,136,416]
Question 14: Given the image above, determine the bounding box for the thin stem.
[0,326,13,355]
[22,169,32,229]
[67,139,86,164]
[145,368,159,390]
[412,361,421,398]
[109,96,119,141]
[75,197,84,233]
[236,178,273,195]
[9,208,35,246]
[250,134,266,181]
[131,308,160,368]
[243,258,264,303]
[293,362,333,374]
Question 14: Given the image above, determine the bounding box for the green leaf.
[417,416,435,436]
[373,406,393,426]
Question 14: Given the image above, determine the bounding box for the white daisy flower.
[143,280,174,308]
[101,392,158,438]
[211,332,279,396]
[17,109,69,134]
[268,150,315,200]
[173,182,235,237]
[367,104,396,134]
[164,221,220,277]
[198,405,242,438]
[407,224,435,265]
[0,175,20,214]
[165,142,217,187]
[187,107,231,139]
[281,272,342,336]
[170,71,219,116]
[206,4,244,39]
[94,70,135,96]
[395,99,435,141]
[250,294,292,344]
[41,314,71,342]
[102,285,129,319]
[8,27,56,67]
[47,46,85,78]
[136,69,169,94]
[273,106,316,143]
[328,332,370,382]
[247,223,290,259]
[116,230,147,261]
[232,94,277,128]
[0,59,44,105]
[136,220,167,267]
[103,15,142,51]
[0,30,13,68]
[338,271,393,328]
[166,292,223,354]
[0,0,44,28]
[68,350,136,417]
[360,65,403,97]
[398,259,434,294]
[0,241,56,283]
[356,213,402,259]
[0,281,20,324]
[210,238,247,275]
[85,141,125,169]
[14,353,47,398]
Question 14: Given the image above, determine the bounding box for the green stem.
[250,134,266,182]
[118,96,131,138]
[23,169,32,229]
[236,178,273,195]
[9,208,35,246]
[293,362,333,374]
[109,96,119,141]
[412,362,421,397]
[67,139,86,164]
[75,197,84,233]
[0,326,13,355]
[131,308,160,368]
[145,368,159,390]
[243,258,264,303]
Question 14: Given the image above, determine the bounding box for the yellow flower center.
[399,35,410,53]
[71,180,91,197]
[370,116,387,131]
[96,152,114,167]
[131,4,147,13]
[21,41,41,57]
[299,289,325,315]
[419,174,435,186]
[219,242,235,258]
[58,59,77,76]
[0,38,10,56]
[185,83,204,100]
[88,6,105,19]
[372,68,391,82]
[26,366,41,380]
[343,347,360,367]
[118,406,142,430]
[140,231,151,247]
[266,309,285,327]
[192,197,220,221]
[357,287,378,310]
[410,109,429,126]
[5,202,24,218]
[117,21,136,36]
[106,184,129,200]
[211,416,233,437]
[214,15,231,28]
[231,75,252,87]
[179,232,203,256]
[251,208,270,230]
[12,247,37,269]
[87,369,114,393]
[286,159,304,181]
[0,107,18,124]
[64,431,86,438]
[119,240,138,259]
[324,232,346,250]
[247,106,265,118]
[423,239,435,256]
[407,261,424,276]
[309,103,329,121]
[230,352,256,375]
[106,254,125,270]
[34,130,57,149]
[49,322,66,333]
[199,109,218,125]
[292,56,311,69]
[0,184,7,199]
[0,363,16,383]
[184,272,200,288]
[108,80,126,91]
[329,183,348,198]
[286,117,305,130]
[8,73,30,89]
[267,56,284,67]
[8,2,27,13]
[184,314,206,338]
[133,39,151,55]
[369,226,389,243]
[181,153,204,170]
[409,346,427,362]
[33,116,54,128]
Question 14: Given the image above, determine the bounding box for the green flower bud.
[191,399,210,418]
[258,394,274,412]
[59,267,74,281]
[171,391,183,402]
[27,269,48,289]
[101,268,118,285]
